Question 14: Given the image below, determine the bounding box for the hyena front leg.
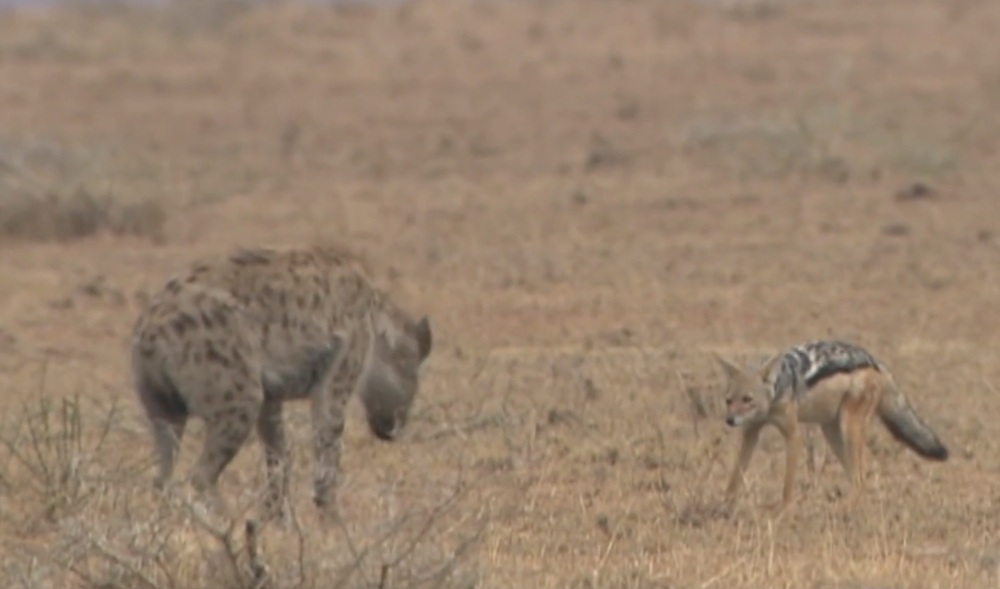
[286,335,357,515]
[253,338,344,521]
[190,400,262,517]
[310,389,350,521]
[306,335,363,521]
[256,399,289,523]
[151,417,187,490]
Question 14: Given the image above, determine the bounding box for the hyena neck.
[769,340,882,401]
[356,295,390,377]
[371,289,418,332]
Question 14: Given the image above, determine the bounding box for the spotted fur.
[131,243,433,522]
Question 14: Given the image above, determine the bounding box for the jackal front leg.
[726,423,763,503]
[778,416,802,511]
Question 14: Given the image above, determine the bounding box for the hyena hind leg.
[151,417,187,491]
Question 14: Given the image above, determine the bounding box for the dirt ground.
[1,0,1000,586]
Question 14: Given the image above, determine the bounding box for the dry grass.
[1,0,1000,586]
[0,138,166,243]
[0,382,485,589]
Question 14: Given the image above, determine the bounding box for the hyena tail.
[877,377,948,461]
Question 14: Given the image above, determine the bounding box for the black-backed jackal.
[714,340,948,511]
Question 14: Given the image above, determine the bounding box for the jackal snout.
[724,393,758,427]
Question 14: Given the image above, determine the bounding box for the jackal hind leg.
[843,389,878,503]
[832,404,866,506]
[805,425,828,480]
[820,420,849,475]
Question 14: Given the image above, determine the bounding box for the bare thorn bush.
[0,383,486,589]
[49,464,484,589]
[0,386,148,527]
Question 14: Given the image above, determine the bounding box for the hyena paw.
[313,496,341,527]
[261,499,290,527]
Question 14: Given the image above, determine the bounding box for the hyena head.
[713,353,781,428]
[360,308,433,442]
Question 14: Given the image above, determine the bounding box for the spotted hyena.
[130,243,433,522]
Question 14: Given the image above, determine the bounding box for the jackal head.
[713,353,782,428]
[360,309,433,442]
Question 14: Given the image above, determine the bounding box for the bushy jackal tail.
[878,381,949,461]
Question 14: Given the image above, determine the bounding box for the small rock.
[895,182,936,202]
[881,223,910,237]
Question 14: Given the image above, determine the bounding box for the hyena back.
[131,244,433,521]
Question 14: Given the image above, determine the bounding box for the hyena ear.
[414,316,432,362]
[757,353,783,381]
[711,352,743,380]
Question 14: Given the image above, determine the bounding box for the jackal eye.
[741,395,753,404]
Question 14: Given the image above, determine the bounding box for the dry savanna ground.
[1,0,1000,587]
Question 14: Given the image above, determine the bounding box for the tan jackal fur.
[130,243,433,522]
[714,340,948,511]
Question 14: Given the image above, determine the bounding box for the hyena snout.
[361,367,416,442]
[368,410,406,441]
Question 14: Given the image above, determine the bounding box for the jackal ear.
[757,353,782,381]
[711,352,743,380]
[415,316,432,362]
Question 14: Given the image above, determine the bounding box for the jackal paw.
[826,485,862,508]
[761,500,794,518]
[152,476,179,495]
